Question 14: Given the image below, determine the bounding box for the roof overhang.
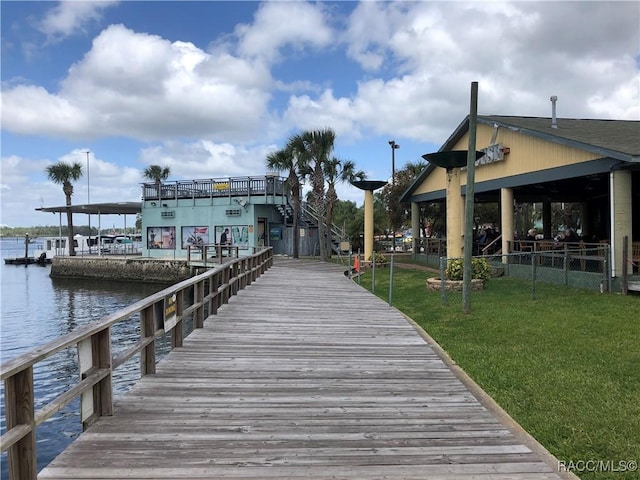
[36,202,142,216]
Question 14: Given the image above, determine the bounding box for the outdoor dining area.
[510,237,611,273]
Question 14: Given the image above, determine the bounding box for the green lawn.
[361,267,640,480]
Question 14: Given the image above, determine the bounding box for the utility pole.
[462,82,478,314]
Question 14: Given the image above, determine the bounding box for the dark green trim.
[460,157,620,195]
[409,190,447,203]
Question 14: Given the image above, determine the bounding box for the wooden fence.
[0,248,273,480]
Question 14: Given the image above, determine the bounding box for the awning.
[36,202,142,215]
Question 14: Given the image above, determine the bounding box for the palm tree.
[143,165,171,197]
[296,128,336,261]
[266,145,307,258]
[324,158,365,257]
[45,161,83,256]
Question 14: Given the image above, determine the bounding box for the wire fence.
[342,243,613,309]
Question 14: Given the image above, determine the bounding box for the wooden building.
[401,115,639,282]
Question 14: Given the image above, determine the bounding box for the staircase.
[276,200,348,254]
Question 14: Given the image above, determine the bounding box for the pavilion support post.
[501,187,514,264]
[411,202,420,259]
[364,189,374,262]
[542,200,552,240]
[446,168,464,260]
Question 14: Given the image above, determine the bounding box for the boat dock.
[3,255,571,479]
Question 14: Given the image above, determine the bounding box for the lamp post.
[389,140,400,185]
[85,151,90,203]
[388,140,399,185]
[85,150,91,244]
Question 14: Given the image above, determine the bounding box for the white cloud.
[335,0,640,145]
[235,1,334,63]
[138,140,276,181]
[2,24,274,142]
[1,0,638,228]
[38,0,120,42]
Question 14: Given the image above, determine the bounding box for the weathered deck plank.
[39,258,565,479]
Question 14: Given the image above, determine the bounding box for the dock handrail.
[0,247,273,480]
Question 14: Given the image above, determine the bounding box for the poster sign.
[182,226,209,249]
[147,227,176,249]
[215,225,250,249]
[270,226,282,240]
[164,293,177,331]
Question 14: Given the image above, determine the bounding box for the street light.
[388,140,400,185]
[85,150,91,244]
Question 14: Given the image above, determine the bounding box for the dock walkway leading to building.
[39,258,565,479]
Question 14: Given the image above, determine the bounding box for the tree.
[324,158,365,256]
[45,161,83,256]
[268,128,365,260]
[333,200,363,250]
[143,165,171,191]
[266,144,307,258]
[381,160,427,237]
[297,129,336,261]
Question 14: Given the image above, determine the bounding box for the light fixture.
[150,202,157,206]
[234,198,249,210]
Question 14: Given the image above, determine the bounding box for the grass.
[359,266,640,480]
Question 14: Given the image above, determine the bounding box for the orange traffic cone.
[353,255,360,273]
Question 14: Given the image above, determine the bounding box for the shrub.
[446,258,492,281]
[369,252,387,264]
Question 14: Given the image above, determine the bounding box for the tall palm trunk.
[64,182,76,256]
[325,185,338,257]
[290,176,301,259]
[311,162,328,261]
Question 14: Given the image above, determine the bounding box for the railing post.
[564,244,570,286]
[140,305,156,375]
[79,329,113,430]
[195,280,204,329]
[5,367,36,480]
[222,266,231,305]
[94,330,113,418]
[211,271,221,314]
[172,290,184,348]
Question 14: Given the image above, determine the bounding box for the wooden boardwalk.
[39,258,564,479]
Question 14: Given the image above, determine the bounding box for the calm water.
[0,237,170,478]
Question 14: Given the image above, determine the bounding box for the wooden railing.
[185,243,242,266]
[142,175,286,201]
[0,247,273,480]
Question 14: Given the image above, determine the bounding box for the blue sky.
[1,1,638,228]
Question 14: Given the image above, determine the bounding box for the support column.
[610,169,632,278]
[364,189,374,262]
[446,168,463,259]
[411,202,420,257]
[351,180,387,264]
[580,201,590,239]
[542,200,552,239]
[501,188,514,263]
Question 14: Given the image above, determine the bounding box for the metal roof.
[36,202,142,216]
[400,116,640,203]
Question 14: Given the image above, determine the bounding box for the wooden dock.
[39,258,565,479]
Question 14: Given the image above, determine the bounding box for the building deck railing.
[0,248,273,480]
[142,175,286,201]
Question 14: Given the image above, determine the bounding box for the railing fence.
[0,248,273,480]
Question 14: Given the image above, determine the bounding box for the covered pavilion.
[401,115,639,281]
